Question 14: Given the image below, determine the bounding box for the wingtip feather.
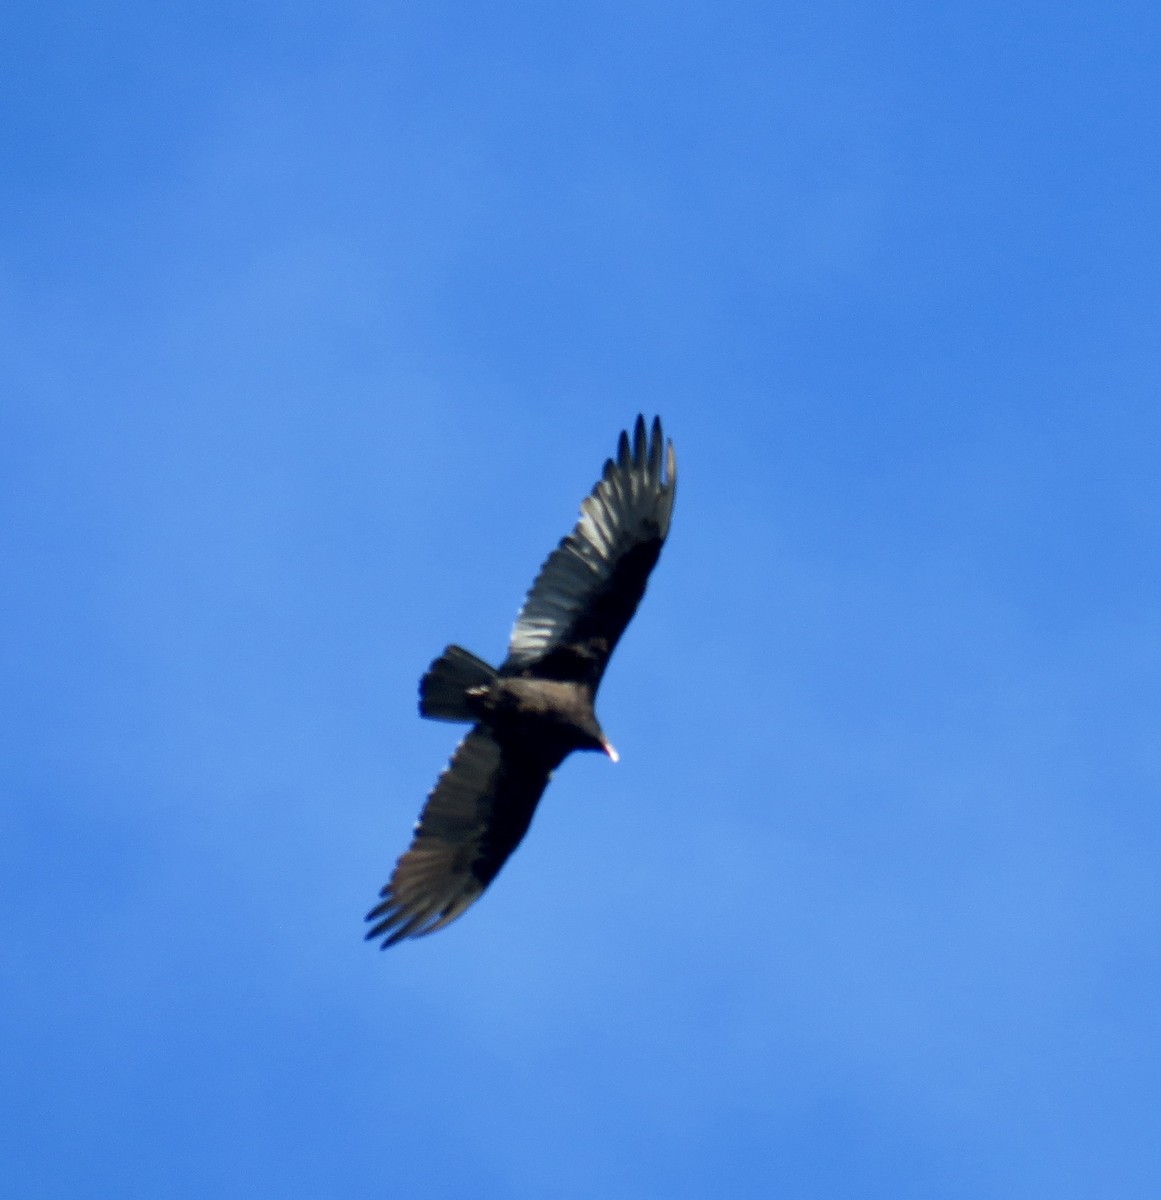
[632,414,647,465]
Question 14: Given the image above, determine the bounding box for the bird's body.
[366,416,676,947]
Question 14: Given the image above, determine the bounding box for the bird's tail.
[418,645,497,722]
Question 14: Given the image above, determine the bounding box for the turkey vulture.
[365,415,677,947]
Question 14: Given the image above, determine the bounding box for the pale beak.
[602,739,620,763]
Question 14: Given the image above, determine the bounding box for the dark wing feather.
[365,726,553,948]
[503,415,676,688]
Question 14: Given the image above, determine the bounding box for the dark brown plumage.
[365,416,677,948]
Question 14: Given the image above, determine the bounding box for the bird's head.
[577,714,618,762]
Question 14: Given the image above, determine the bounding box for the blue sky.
[4,2,1160,1196]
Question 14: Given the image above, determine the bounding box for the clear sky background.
[4,2,1160,1197]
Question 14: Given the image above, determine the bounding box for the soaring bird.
[365,416,677,947]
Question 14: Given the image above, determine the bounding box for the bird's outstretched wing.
[503,415,677,689]
[365,727,553,948]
